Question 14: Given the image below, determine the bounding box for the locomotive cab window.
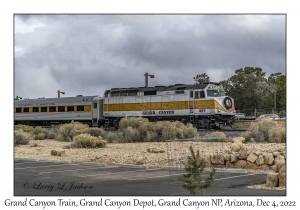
[190,91,193,98]
[77,106,84,111]
[33,107,39,112]
[16,108,22,113]
[200,90,205,98]
[195,91,200,99]
[23,108,29,112]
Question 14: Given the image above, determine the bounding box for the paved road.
[14,159,286,196]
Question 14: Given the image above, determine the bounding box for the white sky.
[2,0,299,207]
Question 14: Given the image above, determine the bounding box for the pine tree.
[179,146,215,195]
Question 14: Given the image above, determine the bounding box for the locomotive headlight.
[223,97,233,109]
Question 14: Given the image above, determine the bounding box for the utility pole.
[144,72,155,88]
[57,90,65,98]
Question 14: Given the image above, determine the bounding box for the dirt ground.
[14,139,286,191]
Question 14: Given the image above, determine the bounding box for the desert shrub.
[241,118,282,142]
[14,124,34,133]
[73,134,107,148]
[33,126,43,135]
[47,131,56,139]
[145,131,159,142]
[183,123,199,139]
[118,119,199,142]
[161,124,184,140]
[119,117,149,131]
[56,121,88,141]
[204,131,228,142]
[105,132,120,143]
[81,127,106,138]
[123,126,140,142]
[276,128,286,143]
[14,129,31,145]
[34,133,45,140]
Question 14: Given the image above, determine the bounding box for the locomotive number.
[199,109,205,113]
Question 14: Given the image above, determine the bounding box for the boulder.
[264,153,274,165]
[51,150,65,156]
[231,142,246,152]
[230,154,239,163]
[272,155,286,172]
[135,156,146,165]
[266,172,279,187]
[254,151,263,156]
[238,150,248,160]
[211,154,225,165]
[147,148,165,153]
[235,160,247,168]
[231,137,245,144]
[245,162,258,170]
[225,161,234,168]
[258,164,271,170]
[273,151,283,157]
[255,155,265,166]
[278,164,286,187]
[231,143,241,152]
[224,154,231,161]
[247,153,258,163]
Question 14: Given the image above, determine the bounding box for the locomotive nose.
[223,97,233,109]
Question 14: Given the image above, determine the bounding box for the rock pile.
[204,137,286,188]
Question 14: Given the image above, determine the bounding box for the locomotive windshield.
[207,89,225,97]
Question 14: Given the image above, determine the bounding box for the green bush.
[241,118,284,143]
[56,121,88,141]
[14,129,31,145]
[278,110,286,118]
[73,134,107,148]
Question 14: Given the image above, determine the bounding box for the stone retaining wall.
[205,137,286,188]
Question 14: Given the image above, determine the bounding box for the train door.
[92,97,103,127]
[189,90,195,124]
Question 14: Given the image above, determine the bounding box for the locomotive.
[14,82,235,129]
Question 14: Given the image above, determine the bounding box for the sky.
[14,14,286,99]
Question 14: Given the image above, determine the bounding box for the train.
[14,82,235,129]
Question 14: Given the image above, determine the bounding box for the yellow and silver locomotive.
[101,82,235,129]
[14,83,235,129]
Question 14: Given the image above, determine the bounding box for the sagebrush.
[241,118,286,143]
[73,134,107,148]
[118,117,199,142]
[14,129,31,146]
